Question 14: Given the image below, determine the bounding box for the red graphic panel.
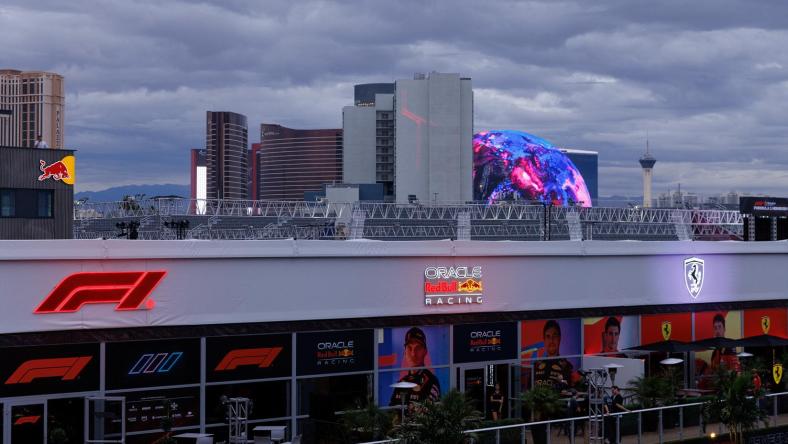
[35,271,166,313]
[744,308,788,338]
[214,347,283,371]
[695,311,742,340]
[14,415,41,425]
[5,357,92,384]
[641,313,692,344]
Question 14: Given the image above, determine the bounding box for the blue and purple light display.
[473,130,592,207]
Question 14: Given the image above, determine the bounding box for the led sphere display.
[473,130,592,206]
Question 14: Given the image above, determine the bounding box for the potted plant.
[521,385,563,444]
[392,390,483,444]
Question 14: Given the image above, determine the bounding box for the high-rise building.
[343,74,473,203]
[190,148,207,201]
[0,69,65,148]
[206,111,248,200]
[256,124,343,200]
[343,85,396,199]
[395,73,473,203]
[561,148,599,203]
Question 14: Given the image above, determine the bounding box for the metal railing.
[357,391,788,444]
[73,198,744,241]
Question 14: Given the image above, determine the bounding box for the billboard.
[583,316,638,356]
[695,310,742,388]
[521,318,582,389]
[453,322,518,364]
[744,308,788,338]
[378,326,450,369]
[296,330,374,376]
[641,313,692,344]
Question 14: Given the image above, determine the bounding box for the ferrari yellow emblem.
[762,316,771,334]
[774,364,783,384]
[662,321,672,341]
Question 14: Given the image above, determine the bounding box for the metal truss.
[74,198,744,241]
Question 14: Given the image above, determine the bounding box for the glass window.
[205,380,289,424]
[297,374,372,416]
[37,190,53,218]
[0,190,14,217]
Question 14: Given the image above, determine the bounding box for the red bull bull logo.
[37,156,75,185]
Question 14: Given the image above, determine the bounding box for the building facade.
[0,240,786,443]
[256,124,343,200]
[561,148,599,203]
[394,73,473,203]
[0,146,74,239]
[343,85,396,200]
[0,70,65,149]
[206,111,248,200]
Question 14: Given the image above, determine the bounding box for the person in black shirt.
[489,383,505,420]
[604,386,629,444]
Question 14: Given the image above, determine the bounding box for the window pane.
[0,190,14,217]
[37,190,52,218]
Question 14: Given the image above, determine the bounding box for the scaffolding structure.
[226,397,250,444]
[74,198,744,242]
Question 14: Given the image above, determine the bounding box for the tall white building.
[395,73,473,203]
[0,70,65,148]
[343,73,473,203]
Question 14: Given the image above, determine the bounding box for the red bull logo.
[37,156,75,185]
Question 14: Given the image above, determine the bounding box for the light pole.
[390,381,418,423]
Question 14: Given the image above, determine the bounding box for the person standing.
[489,383,505,420]
[34,135,49,148]
[604,386,629,444]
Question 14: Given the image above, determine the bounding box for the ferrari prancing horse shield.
[762,316,771,334]
[662,321,672,341]
[774,363,783,384]
[684,257,704,299]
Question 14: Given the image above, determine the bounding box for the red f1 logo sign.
[15,415,41,425]
[215,347,283,371]
[5,356,92,384]
[35,271,166,314]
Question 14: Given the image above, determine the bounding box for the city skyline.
[3,0,788,196]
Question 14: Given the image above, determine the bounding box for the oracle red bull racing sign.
[424,266,483,306]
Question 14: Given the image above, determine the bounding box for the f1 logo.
[14,415,41,425]
[129,352,183,375]
[35,271,167,314]
[5,357,92,384]
[215,347,283,371]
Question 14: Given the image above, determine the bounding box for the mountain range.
[75,184,189,202]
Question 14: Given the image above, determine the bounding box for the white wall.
[342,106,376,184]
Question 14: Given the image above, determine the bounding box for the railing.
[73,198,744,241]
[357,391,788,444]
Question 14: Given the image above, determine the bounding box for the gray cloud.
[2,0,788,196]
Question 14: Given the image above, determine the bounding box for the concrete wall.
[342,106,376,184]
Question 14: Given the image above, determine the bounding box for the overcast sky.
[4,0,788,197]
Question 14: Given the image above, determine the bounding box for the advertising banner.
[583,316,638,356]
[453,322,518,364]
[206,334,291,382]
[296,329,374,376]
[521,318,582,389]
[641,312,692,344]
[378,326,450,369]
[106,339,200,390]
[744,308,788,338]
[0,343,99,398]
[694,310,742,388]
[378,368,450,407]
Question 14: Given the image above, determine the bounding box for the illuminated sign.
[683,257,704,299]
[214,347,283,371]
[424,266,483,305]
[128,352,183,375]
[35,271,166,313]
[15,415,41,426]
[5,357,92,384]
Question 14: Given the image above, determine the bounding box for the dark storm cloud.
[2,0,787,195]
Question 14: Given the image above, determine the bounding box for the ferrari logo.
[774,364,783,384]
[683,257,704,299]
[762,316,771,334]
[662,321,672,341]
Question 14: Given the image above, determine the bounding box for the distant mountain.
[75,184,190,202]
